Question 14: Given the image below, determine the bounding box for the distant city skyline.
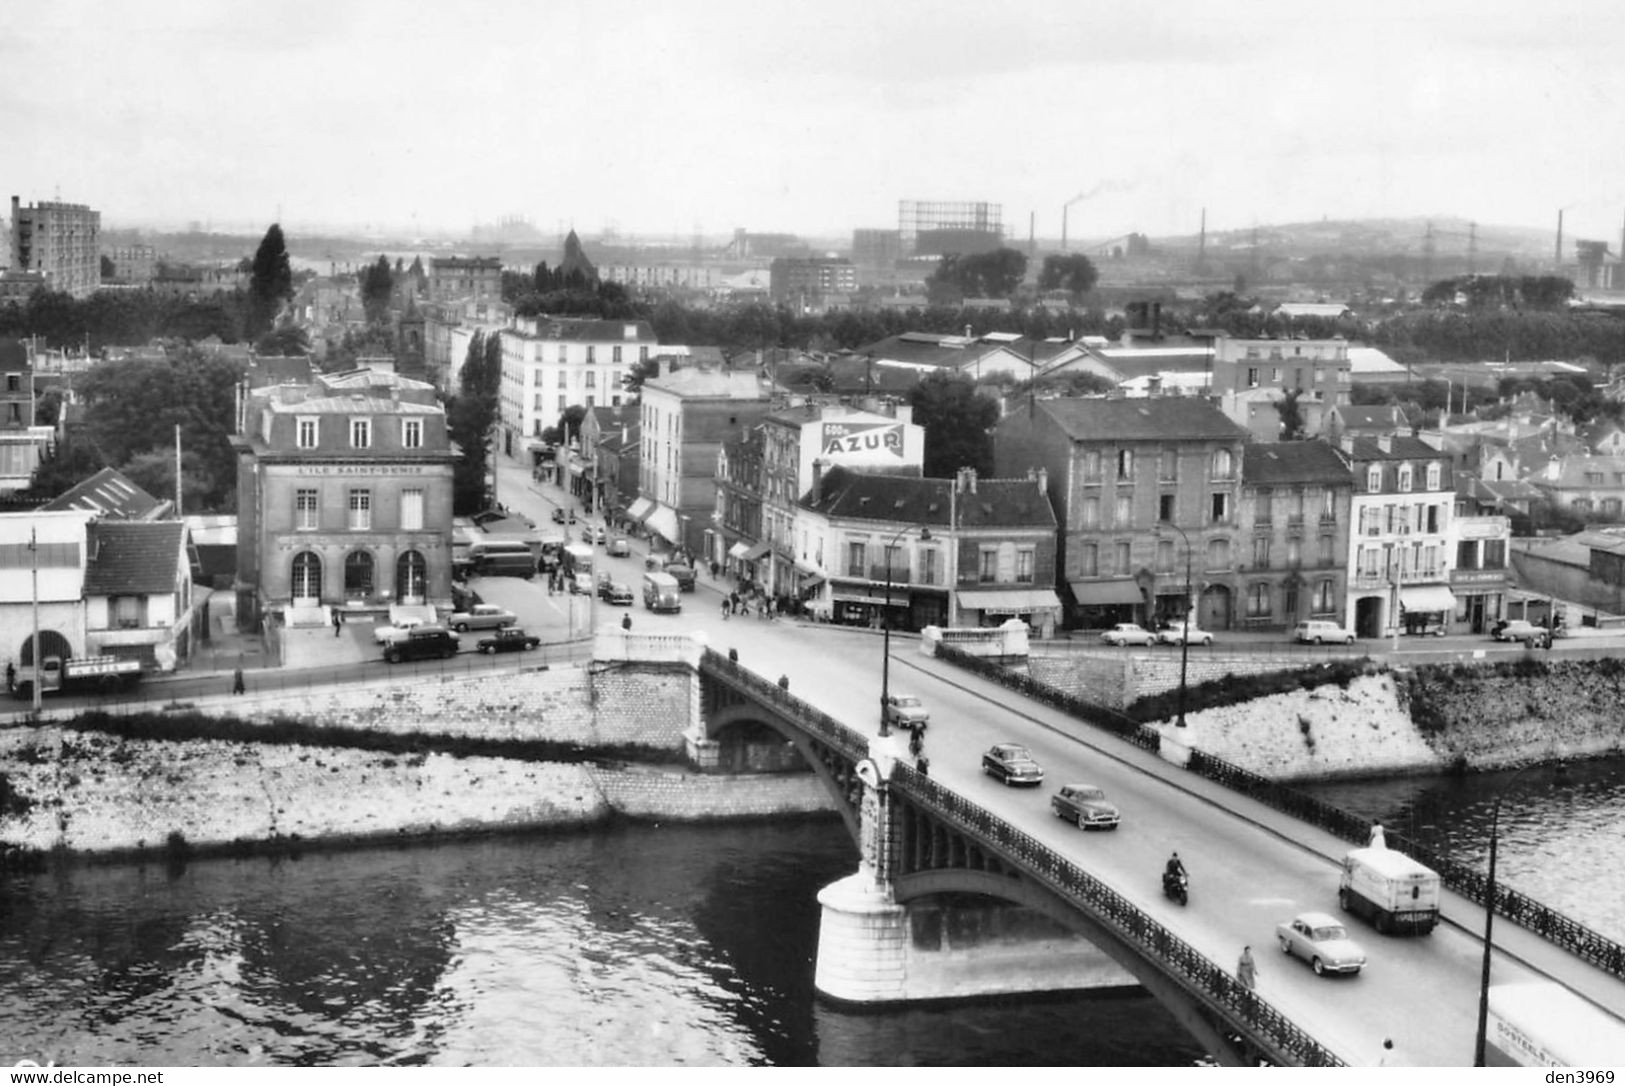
[7,0,1625,248]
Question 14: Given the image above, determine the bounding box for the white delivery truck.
[10,655,144,699]
[1338,846,1441,935]
[1485,982,1625,1067]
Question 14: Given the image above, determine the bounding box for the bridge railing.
[934,642,1625,981]
[700,648,870,762]
[892,762,1344,1068]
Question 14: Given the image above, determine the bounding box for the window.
[1398,465,1413,492]
[1114,494,1133,528]
[1205,538,1231,571]
[1159,494,1175,522]
[401,418,423,449]
[295,488,319,530]
[111,595,143,629]
[291,552,322,601]
[920,548,939,585]
[1427,504,1440,534]
[585,372,596,388]
[5,374,17,391]
[1284,581,1299,618]
[396,550,427,602]
[350,418,371,448]
[1367,465,1382,493]
[1159,449,1177,481]
[558,395,567,412]
[1082,450,1102,481]
[1483,539,1506,568]
[1252,537,1271,569]
[348,489,371,530]
[557,346,568,364]
[1116,449,1134,480]
[401,488,424,531]
[1247,583,1270,618]
[847,541,866,577]
[1321,489,1336,520]
[558,371,568,387]
[343,551,374,598]
[1426,462,1441,490]
[1156,539,1175,573]
[1212,449,1234,479]
[612,345,622,363]
[1287,538,1302,567]
[640,346,649,362]
[1313,579,1335,613]
[586,346,596,363]
[1079,543,1098,577]
[1081,497,1100,529]
[979,547,998,582]
[1246,367,1259,388]
[297,417,319,448]
[1210,492,1229,523]
[1015,549,1035,584]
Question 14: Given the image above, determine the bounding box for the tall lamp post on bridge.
[1159,519,1192,728]
[1472,765,1537,1066]
[879,525,931,737]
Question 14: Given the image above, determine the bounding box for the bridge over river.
[682,629,1625,1067]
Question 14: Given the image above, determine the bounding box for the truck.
[1485,982,1625,1066]
[642,571,681,613]
[1337,846,1441,935]
[10,655,143,699]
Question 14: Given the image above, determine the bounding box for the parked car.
[477,627,542,654]
[1101,623,1157,647]
[1050,783,1121,830]
[448,604,517,632]
[607,535,631,557]
[373,616,424,645]
[1294,620,1354,645]
[551,508,566,524]
[1492,619,1549,646]
[666,563,696,592]
[582,524,606,545]
[1275,911,1367,976]
[981,743,1044,787]
[383,626,459,663]
[882,693,930,731]
[1157,623,1214,647]
[604,581,635,606]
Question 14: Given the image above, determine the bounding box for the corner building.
[231,371,456,628]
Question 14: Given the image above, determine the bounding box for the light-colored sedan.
[447,604,517,632]
[373,616,424,645]
[1275,912,1367,976]
[1050,783,1121,830]
[1100,623,1157,647]
[1157,623,1214,647]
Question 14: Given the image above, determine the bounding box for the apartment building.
[10,196,101,299]
[497,316,659,455]
[1343,434,1455,638]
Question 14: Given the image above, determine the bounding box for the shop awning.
[834,594,898,607]
[1401,585,1456,613]
[958,589,1063,613]
[1068,580,1144,606]
[728,541,751,559]
[743,541,772,561]
[645,504,680,543]
[625,497,654,522]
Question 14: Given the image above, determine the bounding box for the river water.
[2,758,1621,1068]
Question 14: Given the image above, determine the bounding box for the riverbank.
[0,725,835,865]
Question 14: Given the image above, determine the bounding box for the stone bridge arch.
[702,698,864,843]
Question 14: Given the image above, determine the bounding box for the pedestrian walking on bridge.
[1237,945,1258,990]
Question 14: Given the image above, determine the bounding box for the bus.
[561,543,595,593]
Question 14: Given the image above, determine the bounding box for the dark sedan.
[603,581,635,606]
[476,627,542,654]
[982,743,1044,787]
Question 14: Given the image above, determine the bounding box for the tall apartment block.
[9,196,102,299]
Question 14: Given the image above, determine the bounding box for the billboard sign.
[820,421,905,460]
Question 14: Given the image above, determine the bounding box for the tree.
[906,372,999,477]
[926,248,1028,304]
[1038,254,1099,298]
[254,326,311,357]
[360,255,394,324]
[622,355,661,398]
[99,254,115,281]
[446,331,501,515]
[246,223,294,338]
[1275,389,1306,441]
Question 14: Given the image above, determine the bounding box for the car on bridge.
[882,693,930,731]
[1275,911,1366,976]
[1293,620,1354,645]
[1156,622,1214,647]
[448,604,517,632]
[982,743,1044,787]
[1050,783,1120,830]
[603,581,635,606]
[1100,623,1156,647]
[476,627,542,654]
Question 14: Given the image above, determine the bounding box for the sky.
[5,0,1625,247]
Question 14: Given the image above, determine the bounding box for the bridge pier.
[813,747,1134,1005]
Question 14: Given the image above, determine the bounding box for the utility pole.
[1467,222,1478,276]
[29,528,41,715]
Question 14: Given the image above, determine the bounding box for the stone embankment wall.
[0,726,836,857]
[1029,648,1338,710]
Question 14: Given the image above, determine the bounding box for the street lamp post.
[879,525,931,737]
[1160,520,1192,728]
[1473,766,1535,1066]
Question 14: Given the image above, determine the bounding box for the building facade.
[638,366,772,558]
[1238,442,1353,632]
[497,316,659,456]
[231,372,456,628]
[769,257,857,304]
[9,196,101,299]
[429,256,503,304]
[994,397,1251,631]
[1213,335,1352,440]
[1343,434,1455,639]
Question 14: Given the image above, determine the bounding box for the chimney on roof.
[893,403,912,425]
[1377,434,1392,453]
[1339,434,1355,454]
[811,459,826,504]
[957,467,978,494]
[1035,466,1048,494]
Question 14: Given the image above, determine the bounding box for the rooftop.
[1032,397,1250,443]
[1243,442,1353,487]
